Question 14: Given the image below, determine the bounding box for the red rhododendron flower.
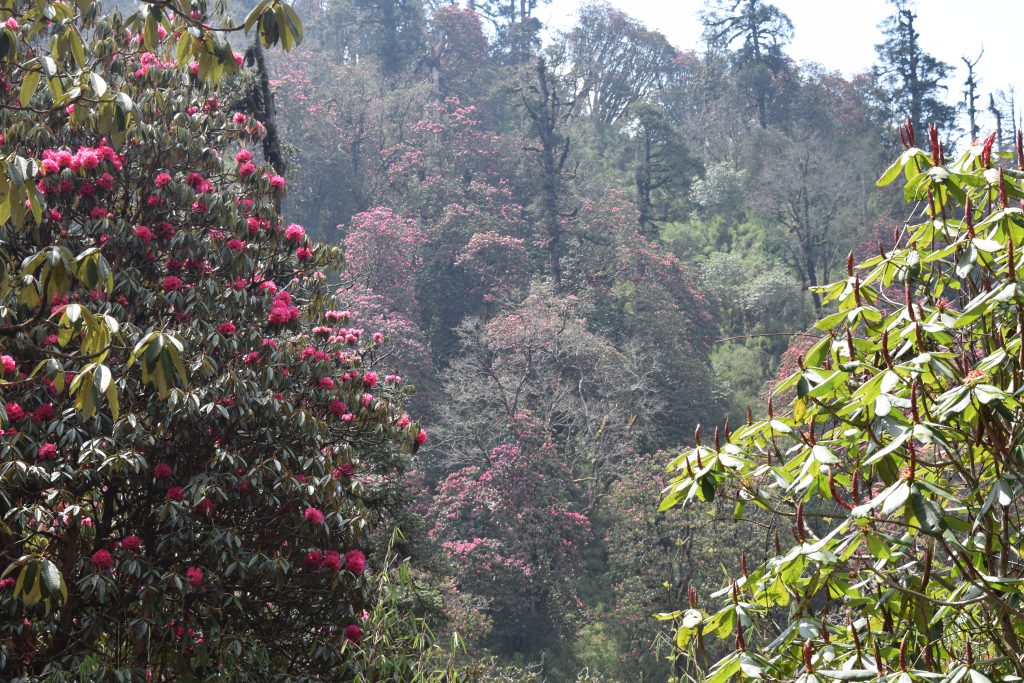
[304,550,323,568]
[167,486,184,501]
[155,171,172,187]
[344,624,362,644]
[333,463,355,478]
[195,497,215,516]
[134,225,153,245]
[91,549,113,570]
[217,322,236,336]
[37,442,58,460]
[322,551,342,572]
[6,402,25,422]
[284,224,305,241]
[153,463,173,479]
[236,149,253,163]
[162,275,184,292]
[122,535,142,552]
[304,507,324,525]
[345,549,365,575]
[186,566,203,586]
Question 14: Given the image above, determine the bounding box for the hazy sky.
[536,0,1023,132]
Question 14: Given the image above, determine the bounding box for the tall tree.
[873,0,955,135]
[520,56,579,291]
[961,50,983,141]
[470,0,549,63]
[564,2,679,127]
[700,0,794,129]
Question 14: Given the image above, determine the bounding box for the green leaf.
[910,485,946,537]
[19,69,40,107]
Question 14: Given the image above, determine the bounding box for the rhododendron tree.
[660,125,1024,680]
[0,1,430,678]
[428,415,592,655]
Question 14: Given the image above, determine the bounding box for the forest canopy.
[0,0,1019,681]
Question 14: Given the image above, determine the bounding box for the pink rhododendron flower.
[269,175,286,189]
[304,507,324,525]
[134,225,153,245]
[416,428,429,445]
[5,17,18,30]
[236,149,253,163]
[155,172,172,187]
[37,442,58,460]
[284,224,305,241]
[238,161,256,176]
[226,239,246,252]
[217,322,236,336]
[1,355,15,373]
[362,372,378,389]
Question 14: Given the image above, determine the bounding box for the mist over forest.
[1,0,1022,681]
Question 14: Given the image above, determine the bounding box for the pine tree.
[873,0,955,135]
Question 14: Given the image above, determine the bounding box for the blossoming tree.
[0,0,429,678]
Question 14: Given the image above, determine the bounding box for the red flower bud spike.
[740,551,748,578]
[724,417,731,442]
[881,328,894,368]
[803,639,815,673]
[911,382,920,422]
[1009,236,1016,281]
[966,640,974,668]
[847,251,854,277]
[899,635,909,671]
[828,469,854,510]
[1017,129,1024,170]
[874,642,885,677]
[929,124,941,166]
[694,424,702,446]
[735,619,746,652]
[848,612,862,654]
[1000,168,1008,208]
[906,285,916,321]
[965,196,975,238]
[714,426,720,451]
[746,405,753,426]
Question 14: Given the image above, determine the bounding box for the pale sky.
[536,0,1023,134]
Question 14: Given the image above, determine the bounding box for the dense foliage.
[662,127,1024,681]
[2,0,1013,679]
[0,0,438,679]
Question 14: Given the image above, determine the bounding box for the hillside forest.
[1,0,1023,681]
